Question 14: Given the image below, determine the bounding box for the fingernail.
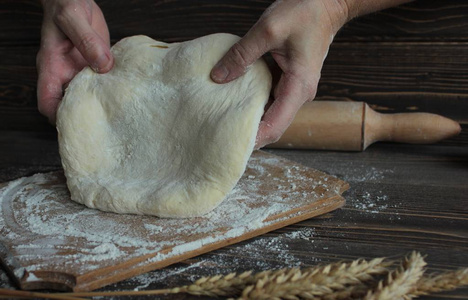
[94,53,111,73]
[211,62,229,82]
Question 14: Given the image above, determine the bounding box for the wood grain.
[318,42,468,119]
[91,145,468,299]
[1,41,467,132]
[338,1,468,42]
[0,134,467,298]
[2,0,468,45]
[1,0,467,298]
[1,0,467,133]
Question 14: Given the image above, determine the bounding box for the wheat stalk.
[173,271,255,297]
[4,253,468,300]
[0,288,87,300]
[68,270,269,298]
[363,251,426,300]
[66,271,255,298]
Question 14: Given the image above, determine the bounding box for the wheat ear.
[238,258,390,300]
[364,251,426,300]
[311,257,392,300]
[414,268,468,296]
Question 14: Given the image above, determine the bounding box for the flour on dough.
[57,33,272,218]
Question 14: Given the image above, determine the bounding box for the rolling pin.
[268,101,461,151]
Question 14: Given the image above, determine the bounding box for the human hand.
[210,0,349,148]
[37,0,113,123]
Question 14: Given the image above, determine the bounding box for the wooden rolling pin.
[268,101,461,151]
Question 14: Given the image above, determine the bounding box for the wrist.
[319,0,351,36]
[331,0,414,21]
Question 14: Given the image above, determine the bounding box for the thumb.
[54,5,113,73]
[211,29,270,83]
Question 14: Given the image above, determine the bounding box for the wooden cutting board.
[0,151,348,292]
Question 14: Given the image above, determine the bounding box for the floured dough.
[57,33,271,218]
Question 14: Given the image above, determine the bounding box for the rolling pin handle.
[364,106,461,149]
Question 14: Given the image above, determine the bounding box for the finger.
[255,71,319,149]
[91,1,111,45]
[54,4,113,73]
[210,24,274,83]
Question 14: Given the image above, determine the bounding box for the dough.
[57,33,271,218]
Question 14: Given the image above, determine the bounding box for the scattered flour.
[104,226,321,293]
[322,164,392,214]
[129,260,204,291]
[352,192,389,213]
[343,166,394,183]
[283,227,316,241]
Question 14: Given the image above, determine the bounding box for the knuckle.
[267,130,283,144]
[53,2,75,27]
[77,33,99,56]
[263,125,284,145]
[259,19,283,43]
[227,42,250,67]
[291,68,320,100]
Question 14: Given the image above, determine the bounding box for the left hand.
[36,0,113,123]
[210,0,349,148]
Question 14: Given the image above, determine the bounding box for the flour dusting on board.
[108,226,320,293]
[0,151,347,291]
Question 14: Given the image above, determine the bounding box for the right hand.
[211,0,348,148]
[37,0,113,123]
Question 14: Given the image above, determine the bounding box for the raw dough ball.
[57,33,271,218]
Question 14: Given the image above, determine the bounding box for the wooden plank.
[0,133,466,297]
[1,0,468,45]
[1,0,467,297]
[98,232,468,299]
[338,0,468,42]
[270,146,468,189]
[1,42,467,132]
[317,41,468,120]
[0,131,60,183]
[0,0,42,45]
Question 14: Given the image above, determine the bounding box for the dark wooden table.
[1,1,467,299]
